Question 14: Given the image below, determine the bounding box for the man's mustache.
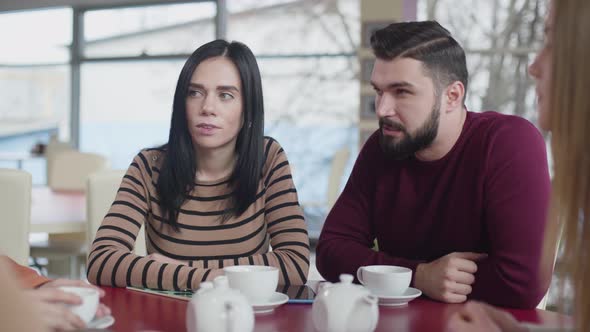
[379,118,406,132]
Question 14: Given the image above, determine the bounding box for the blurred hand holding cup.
[58,286,100,324]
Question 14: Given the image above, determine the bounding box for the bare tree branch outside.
[422,0,547,123]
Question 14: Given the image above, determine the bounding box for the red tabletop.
[100,286,572,332]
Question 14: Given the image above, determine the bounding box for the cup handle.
[356,267,365,285]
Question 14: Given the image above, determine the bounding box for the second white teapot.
[312,274,379,332]
[186,275,254,332]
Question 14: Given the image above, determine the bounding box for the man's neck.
[195,144,237,182]
[415,108,467,162]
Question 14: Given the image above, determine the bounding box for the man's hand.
[146,253,188,266]
[446,301,526,332]
[415,252,487,303]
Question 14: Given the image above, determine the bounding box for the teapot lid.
[213,275,230,289]
[321,273,370,297]
[339,274,354,284]
[200,281,213,289]
[193,276,252,312]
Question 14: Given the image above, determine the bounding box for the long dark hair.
[157,40,265,230]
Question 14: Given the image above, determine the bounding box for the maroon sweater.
[316,111,551,309]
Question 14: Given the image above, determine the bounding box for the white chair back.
[326,147,350,208]
[0,169,31,265]
[49,151,109,191]
[45,138,74,186]
[87,170,146,256]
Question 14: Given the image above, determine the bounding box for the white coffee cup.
[58,286,100,324]
[223,265,279,304]
[356,265,412,297]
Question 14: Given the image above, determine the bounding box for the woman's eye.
[220,92,234,100]
[188,90,203,97]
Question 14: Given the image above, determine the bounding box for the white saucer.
[251,292,289,314]
[374,287,422,307]
[87,315,115,329]
[520,323,574,332]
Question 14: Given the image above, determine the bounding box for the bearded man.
[315,21,551,309]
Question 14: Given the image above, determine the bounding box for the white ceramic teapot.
[312,274,379,332]
[186,275,255,332]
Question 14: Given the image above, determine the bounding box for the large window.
[84,2,216,58]
[0,9,71,64]
[79,2,216,168]
[80,61,183,168]
[418,0,546,123]
[227,0,361,235]
[0,8,72,184]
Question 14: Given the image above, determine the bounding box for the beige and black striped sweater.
[87,137,310,290]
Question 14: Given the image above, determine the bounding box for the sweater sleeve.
[86,151,217,290]
[316,132,425,283]
[0,255,51,289]
[186,139,311,285]
[257,138,310,285]
[469,118,551,308]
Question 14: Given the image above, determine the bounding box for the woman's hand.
[38,279,111,319]
[25,288,86,331]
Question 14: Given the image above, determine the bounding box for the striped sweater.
[87,137,310,290]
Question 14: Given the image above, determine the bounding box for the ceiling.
[0,0,213,13]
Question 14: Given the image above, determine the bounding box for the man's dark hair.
[370,21,468,102]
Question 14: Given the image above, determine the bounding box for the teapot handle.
[364,295,379,330]
[224,302,234,332]
[317,281,333,293]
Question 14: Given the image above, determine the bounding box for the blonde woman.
[446,0,590,331]
[0,260,47,332]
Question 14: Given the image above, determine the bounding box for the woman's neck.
[194,145,237,182]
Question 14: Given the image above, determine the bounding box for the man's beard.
[379,104,440,160]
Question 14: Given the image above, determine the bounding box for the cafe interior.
[0,0,571,331]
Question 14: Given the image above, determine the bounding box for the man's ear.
[444,81,465,113]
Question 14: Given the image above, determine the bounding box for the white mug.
[58,286,100,324]
[223,265,279,304]
[356,265,411,297]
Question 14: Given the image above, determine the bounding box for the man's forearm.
[316,238,424,284]
[469,258,548,308]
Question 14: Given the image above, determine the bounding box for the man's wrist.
[414,263,426,289]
